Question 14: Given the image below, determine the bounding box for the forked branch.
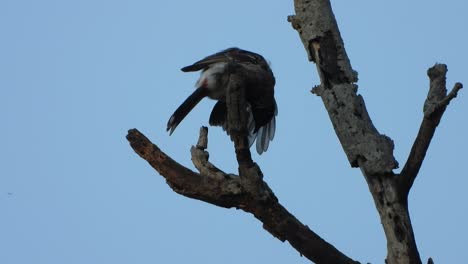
[399,64,463,195]
[127,60,360,264]
[289,1,462,264]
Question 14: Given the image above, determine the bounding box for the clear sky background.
[1,1,467,263]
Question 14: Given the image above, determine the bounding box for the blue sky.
[1,1,467,263]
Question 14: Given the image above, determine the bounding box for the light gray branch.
[287,1,461,263]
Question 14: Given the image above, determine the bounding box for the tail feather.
[247,109,257,147]
[256,126,268,155]
[248,102,277,154]
[167,88,208,135]
[254,101,277,154]
[269,115,276,141]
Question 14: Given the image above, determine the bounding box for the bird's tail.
[249,100,278,155]
[208,100,277,155]
[167,88,208,135]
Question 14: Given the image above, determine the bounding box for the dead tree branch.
[288,1,462,264]
[399,65,463,194]
[127,59,360,264]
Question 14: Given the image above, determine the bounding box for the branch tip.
[400,66,462,195]
[126,128,140,140]
[196,126,209,150]
[439,82,463,107]
[427,63,447,79]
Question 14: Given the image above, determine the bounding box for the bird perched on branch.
[166,47,277,154]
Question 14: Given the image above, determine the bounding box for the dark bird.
[166,47,277,154]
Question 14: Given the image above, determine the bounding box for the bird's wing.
[181,48,259,72]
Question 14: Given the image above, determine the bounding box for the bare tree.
[126,1,462,263]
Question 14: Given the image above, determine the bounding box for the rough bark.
[288,0,462,264]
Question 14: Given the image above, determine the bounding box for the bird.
[166,47,277,154]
